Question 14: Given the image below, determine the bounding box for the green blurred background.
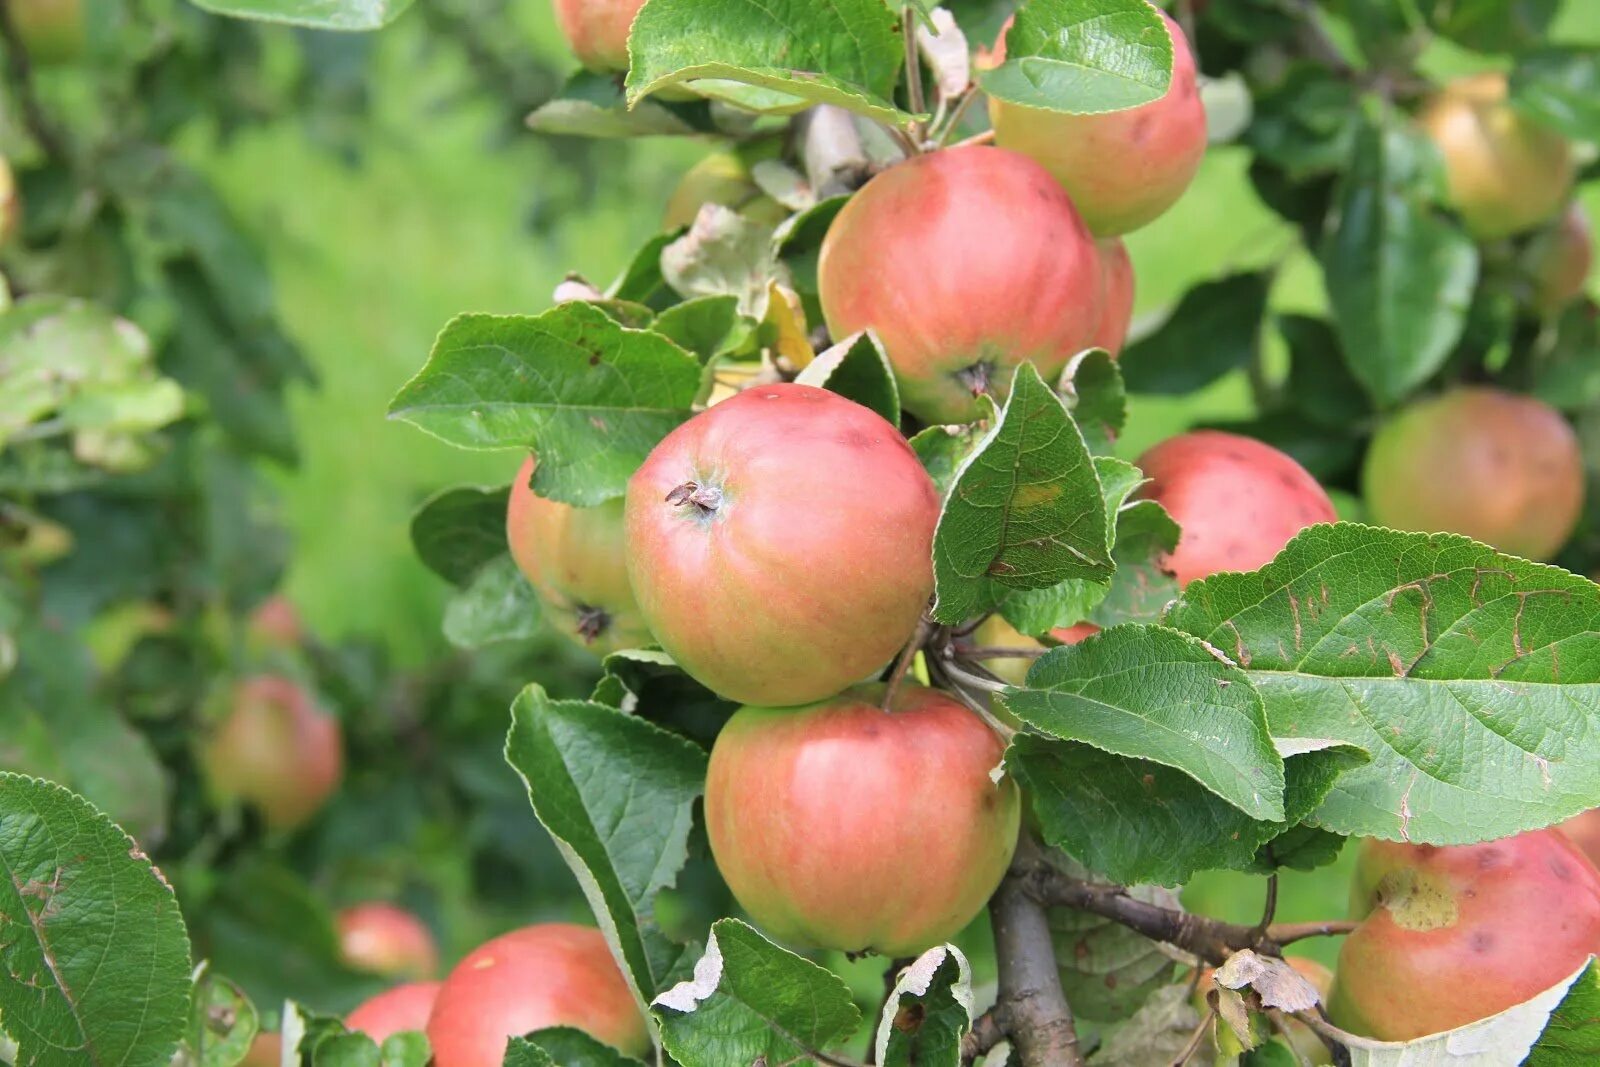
[182,1,1600,970]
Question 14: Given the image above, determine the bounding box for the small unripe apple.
[427,924,649,1066]
[199,675,343,831]
[1362,386,1582,560]
[336,903,439,979]
[10,0,85,65]
[1137,431,1337,586]
[817,145,1102,424]
[970,614,1100,687]
[663,151,787,232]
[346,981,441,1043]
[705,683,1020,956]
[625,384,939,706]
[507,455,652,655]
[985,12,1206,236]
[1327,831,1600,1041]
[1418,73,1574,241]
[551,0,645,72]
[1524,204,1592,315]
[1090,239,1135,356]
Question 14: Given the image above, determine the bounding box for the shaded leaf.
[409,484,510,587]
[1119,273,1271,395]
[442,555,541,649]
[874,946,973,1067]
[793,330,899,425]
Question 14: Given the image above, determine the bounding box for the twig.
[931,662,1017,741]
[1254,873,1280,939]
[958,646,1048,661]
[1170,1006,1213,1067]
[1287,1009,1356,1067]
[0,0,69,161]
[1268,919,1360,944]
[882,616,933,710]
[939,658,1008,694]
[960,1009,1008,1064]
[902,5,927,139]
[951,129,996,149]
[936,86,980,147]
[990,838,1085,1066]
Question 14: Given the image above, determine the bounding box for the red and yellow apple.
[1524,204,1592,315]
[705,683,1020,955]
[817,145,1102,424]
[347,981,441,1044]
[508,455,652,655]
[1328,831,1600,1040]
[969,614,1101,687]
[337,903,439,980]
[551,0,645,72]
[199,675,343,831]
[1561,808,1600,869]
[984,12,1206,236]
[241,1033,280,1067]
[10,0,85,65]
[625,384,939,706]
[1137,431,1337,586]
[1418,73,1574,241]
[1362,386,1582,560]
[428,924,649,1066]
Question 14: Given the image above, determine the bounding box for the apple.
[624,383,939,706]
[0,156,18,248]
[1136,431,1337,586]
[1559,808,1600,869]
[507,455,653,655]
[1090,239,1135,356]
[704,683,1020,955]
[10,0,85,65]
[241,1033,280,1067]
[1327,830,1600,1040]
[969,614,1101,687]
[1361,386,1582,561]
[1418,73,1574,241]
[1524,204,1592,315]
[247,594,302,652]
[551,0,645,72]
[984,12,1206,237]
[663,150,787,232]
[199,675,342,831]
[347,982,441,1044]
[817,145,1102,424]
[427,924,649,1066]
[1193,956,1332,1065]
[337,903,439,979]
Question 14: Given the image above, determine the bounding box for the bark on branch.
[984,839,1085,1066]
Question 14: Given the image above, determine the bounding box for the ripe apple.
[347,981,441,1043]
[817,145,1102,424]
[663,150,787,232]
[247,594,302,652]
[0,156,18,248]
[704,683,1020,955]
[241,1033,280,1067]
[199,675,343,831]
[1136,431,1337,586]
[1524,204,1592,316]
[1362,386,1582,560]
[625,383,939,706]
[507,455,652,655]
[427,924,649,1066]
[983,12,1206,237]
[337,903,439,979]
[1327,831,1600,1040]
[551,0,645,72]
[1418,73,1574,241]
[10,0,85,65]
[1559,808,1600,869]
[1090,239,1135,356]
[969,614,1100,687]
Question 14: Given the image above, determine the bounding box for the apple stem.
[664,481,723,514]
[1170,1006,1214,1067]
[901,5,927,145]
[881,616,933,711]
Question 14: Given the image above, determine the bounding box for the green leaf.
[1088,500,1182,628]
[1511,48,1600,143]
[652,296,751,363]
[388,305,701,506]
[441,555,542,649]
[528,72,704,139]
[410,484,511,587]
[1166,522,1600,844]
[591,649,736,751]
[652,919,860,1066]
[506,1028,646,1066]
[931,363,1112,623]
[873,946,973,1067]
[774,195,848,316]
[1245,65,1361,179]
[0,774,191,1067]
[184,0,414,29]
[609,234,681,307]
[1002,624,1286,822]
[1091,984,1205,1066]
[1527,958,1600,1065]
[660,208,780,318]
[1059,348,1126,453]
[1421,0,1559,53]
[1280,314,1371,430]
[1531,301,1600,412]
[908,417,990,502]
[626,0,907,124]
[189,968,258,1067]
[378,1032,429,1067]
[506,686,707,1001]
[793,330,900,425]
[1119,273,1271,395]
[977,0,1172,114]
[1320,122,1479,406]
[1045,859,1178,1022]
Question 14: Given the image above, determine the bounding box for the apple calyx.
[666,481,724,514]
